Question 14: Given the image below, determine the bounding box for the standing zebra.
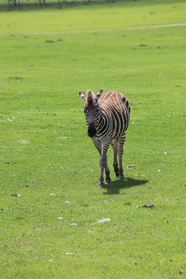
[79,88,130,187]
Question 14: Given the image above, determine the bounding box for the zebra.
[79,88,130,187]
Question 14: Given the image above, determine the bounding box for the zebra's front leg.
[105,155,111,184]
[99,143,111,187]
[117,134,126,179]
[99,156,111,187]
[118,157,124,179]
[99,153,105,187]
[111,139,119,177]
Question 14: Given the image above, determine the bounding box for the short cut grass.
[0,0,186,278]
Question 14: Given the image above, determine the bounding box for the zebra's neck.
[95,112,108,135]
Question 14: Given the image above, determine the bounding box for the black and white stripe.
[79,88,130,187]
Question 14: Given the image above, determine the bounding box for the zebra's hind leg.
[111,139,119,177]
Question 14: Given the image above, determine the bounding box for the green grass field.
[0,0,186,278]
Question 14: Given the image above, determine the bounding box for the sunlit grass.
[0,0,186,278]
[0,0,186,34]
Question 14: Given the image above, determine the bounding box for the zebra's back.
[99,91,129,110]
[98,91,130,137]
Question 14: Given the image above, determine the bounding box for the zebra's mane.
[86,89,95,106]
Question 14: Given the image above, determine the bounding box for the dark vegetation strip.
[0,0,126,11]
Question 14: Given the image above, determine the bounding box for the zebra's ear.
[95,88,103,102]
[79,90,86,102]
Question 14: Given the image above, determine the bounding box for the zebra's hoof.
[114,170,119,177]
[98,182,105,188]
[106,178,111,184]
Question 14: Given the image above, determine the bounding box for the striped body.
[94,91,130,140]
[79,88,130,187]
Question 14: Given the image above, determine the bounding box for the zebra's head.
[79,88,103,137]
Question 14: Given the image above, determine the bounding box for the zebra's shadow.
[102,177,148,195]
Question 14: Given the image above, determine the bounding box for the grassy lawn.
[0,0,186,278]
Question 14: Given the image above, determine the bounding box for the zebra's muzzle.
[88,123,96,137]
